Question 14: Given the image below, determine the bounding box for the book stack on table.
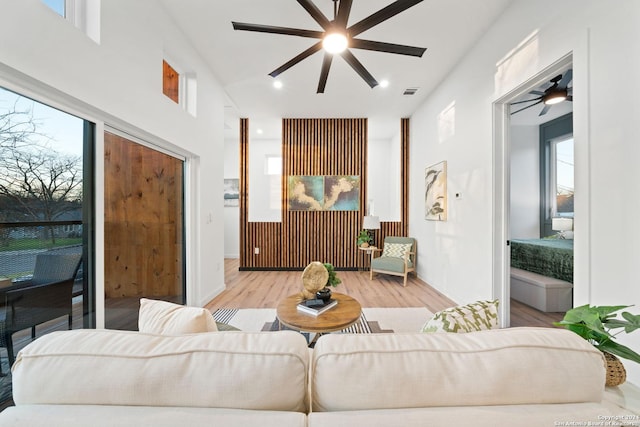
[297,298,338,316]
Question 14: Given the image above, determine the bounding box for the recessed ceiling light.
[256,128,264,135]
[273,80,283,89]
[380,80,389,88]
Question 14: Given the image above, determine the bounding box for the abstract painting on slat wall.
[287,175,360,211]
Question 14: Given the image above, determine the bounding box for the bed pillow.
[138,298,218,335]
[421,299,500,333]
[381,242,412,258]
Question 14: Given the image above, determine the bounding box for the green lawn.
[0,238,82,252]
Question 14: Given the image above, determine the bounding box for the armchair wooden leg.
[403,273,408,287]
[370,269,374,280]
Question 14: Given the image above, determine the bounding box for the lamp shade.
[552,217,573,232]
[362,215,380,230]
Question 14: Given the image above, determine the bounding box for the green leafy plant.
[356,230,372,246]
[323,262,342,287]
[554,305,640,363]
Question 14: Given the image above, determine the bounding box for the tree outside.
[0,89,83,247]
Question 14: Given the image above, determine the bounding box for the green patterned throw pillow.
[381,242,412,258]
[421,300,500,333]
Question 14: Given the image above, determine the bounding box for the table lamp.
[552,217,573,239]
[362,215,380,246]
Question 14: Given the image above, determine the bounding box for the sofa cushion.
[0,406,307,427]
[311,328,606,412]
[138,298,218,334]
[421,299,499,333]
[370,256,413,273]
[12,329,309,413]
[307,401,633,427]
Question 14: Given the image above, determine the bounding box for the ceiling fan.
[510,69,573,116]
[232,0,427,93]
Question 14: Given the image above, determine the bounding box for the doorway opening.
[493,55,574,328]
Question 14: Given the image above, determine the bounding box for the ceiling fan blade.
[340,49,379,88]
[558,69,573,89]
[317,53,333,93]
[539,104,551,116]
[529,90,545,96]
[351,38,426,57]
[348,0,424,37]
[335,0,353,28]
[510,100,543,115]
[510,97,542,106]
[269,42,323,78]
[296,0,331,30]
[232,22,323,39]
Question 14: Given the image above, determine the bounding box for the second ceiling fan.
[510,69,573,116]
[232,0,427,93]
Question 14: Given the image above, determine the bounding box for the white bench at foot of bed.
[510,267,573,312]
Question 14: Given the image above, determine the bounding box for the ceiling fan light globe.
[544,94,566,105]
[323,32,348,54]
[543,89,568,105]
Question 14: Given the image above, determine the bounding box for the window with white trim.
[41,0,101,43]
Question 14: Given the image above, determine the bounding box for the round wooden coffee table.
[276,292,362,334]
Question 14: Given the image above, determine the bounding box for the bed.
[510,238,573,283]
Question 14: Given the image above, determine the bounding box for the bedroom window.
[551,137,574,217]
[540,113,573,237]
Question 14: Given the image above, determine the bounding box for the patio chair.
[28,252,82,286]
[0,278,75,371]
[0,252,81,373]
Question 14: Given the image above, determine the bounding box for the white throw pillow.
[138,298,218,335]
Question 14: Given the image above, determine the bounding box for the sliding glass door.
[0,86,96,406]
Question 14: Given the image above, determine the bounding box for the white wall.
[247,138,282,222]
[0,0,227,312]
[409,0,640,384]
[368,136,401,221]
[510,125,539,238]
[224,138,240,258]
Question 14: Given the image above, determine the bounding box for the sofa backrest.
[12,329,310,413]
[311,327,605,412]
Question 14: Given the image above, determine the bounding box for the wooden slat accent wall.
[282,118,367,269]
[239,117,410,270]
[400,117,410,235]
[104,131,183,298]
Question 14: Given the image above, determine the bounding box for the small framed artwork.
[425,161,447,221]
[224,179,240,207]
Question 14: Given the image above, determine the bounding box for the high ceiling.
[160,0,514,139]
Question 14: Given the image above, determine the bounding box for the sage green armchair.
[369,236,416,287]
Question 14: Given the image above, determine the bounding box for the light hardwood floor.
[205,259,564,328]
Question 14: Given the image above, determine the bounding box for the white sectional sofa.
[0,327,638,426]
